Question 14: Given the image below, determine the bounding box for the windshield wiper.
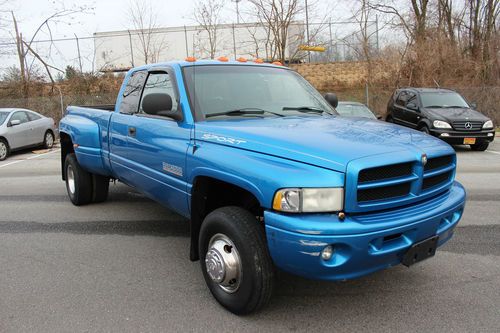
[424,105,443,108]
[443,105,467,108]
[205,108,284,118]
[282,106,333,115]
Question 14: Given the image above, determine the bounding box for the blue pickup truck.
[59,60,466,314]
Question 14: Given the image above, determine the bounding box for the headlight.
[483,120,493,129]
[273,188,344,213]
[433,120,452,129]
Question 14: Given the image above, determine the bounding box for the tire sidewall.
[0,139,9,161]
[44,131,54,149]
[65,155,78,204]
[199,211,265,314]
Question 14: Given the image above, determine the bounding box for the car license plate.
[464,138,476,144]
[402,236,439,267]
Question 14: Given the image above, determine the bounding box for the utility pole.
[305,0,311,62]
[231,0,242,24]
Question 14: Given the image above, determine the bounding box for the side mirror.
[9,119,21,127]
[469,102,477,109]
[324,93,338,108]
[406,102,419,111]
[142,93,183,121]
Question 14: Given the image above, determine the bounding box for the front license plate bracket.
[402,235,439,267]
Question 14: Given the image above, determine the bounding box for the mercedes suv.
[386,88,495,151]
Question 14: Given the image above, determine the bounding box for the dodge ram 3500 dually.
[59,60,466,314]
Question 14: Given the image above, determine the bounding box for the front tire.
[65,153,93,205]
[470,142,489,151]
[199,206,274,315]
[43,130,55,149]
[420,126,430,134]
[0,138,9,161]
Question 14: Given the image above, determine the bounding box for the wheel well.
[0,136,8,145]
[189,176,263,261]
[60,132,74,180]
[417,121,429,130]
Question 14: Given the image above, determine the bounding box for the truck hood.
[195,116,449,172]
[424,107,490,122]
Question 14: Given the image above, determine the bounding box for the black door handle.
[128,126,136,137]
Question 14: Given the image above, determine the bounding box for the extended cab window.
[139,72,178,114]
[120,71,147,114]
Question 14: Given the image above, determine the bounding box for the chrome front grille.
[352,154,455,209]
[452,121,483,131]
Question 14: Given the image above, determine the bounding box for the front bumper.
[264,182,466,281]
[430,128,495,144]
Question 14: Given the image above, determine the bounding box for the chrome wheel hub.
[0,142,6,159]
[67,164,75,194]
[205,233,242,293]
[46,133,54,148]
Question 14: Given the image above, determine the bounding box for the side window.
[27,112,42,121]
[120,71,147,114]
[406,93,417,107]
[139,72,178,114]
[395,91,407,106]
[10,111,30,124]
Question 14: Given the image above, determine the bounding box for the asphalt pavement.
[0,142,499,332]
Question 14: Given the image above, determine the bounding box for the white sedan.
[0,108,57,161]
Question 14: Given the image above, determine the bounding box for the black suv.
[386,88,495,151]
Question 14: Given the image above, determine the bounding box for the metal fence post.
[365,81,369,107]
[184,25,189,57]
[232,24,237,59]
[128,30,135,67]
[328,21,333,62]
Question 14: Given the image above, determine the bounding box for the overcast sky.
[0,0,365,74]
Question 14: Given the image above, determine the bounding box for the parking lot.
[0,142,499,332]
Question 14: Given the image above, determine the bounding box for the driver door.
[125,69,192,216]
[7,111,32,149]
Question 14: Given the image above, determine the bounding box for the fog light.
[321,245,334,260]
[487,133,493,137]
[440,133,450,137]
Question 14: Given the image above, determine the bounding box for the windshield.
[183,65,336,120]
[420,92,469,108]
[336,103,376,119]
[0,111,10,126]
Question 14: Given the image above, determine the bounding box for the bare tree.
[194,0,225,59]
[248,0,302,62]
[127,0,166,64]
[10,4,90,97]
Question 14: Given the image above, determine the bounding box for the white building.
[94,22,306,71]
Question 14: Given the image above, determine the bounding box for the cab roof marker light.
[185,57,197,62]
[272,61,283,66]
[254,58,264,64]
[236,57,248,63]
[218,56,229,62]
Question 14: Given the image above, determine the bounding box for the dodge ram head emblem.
[421,154,428,166]
[465,122,472,129]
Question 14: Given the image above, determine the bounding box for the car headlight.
[433,120,452,129]
[483,120,493,129]
[272,188,344,213]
